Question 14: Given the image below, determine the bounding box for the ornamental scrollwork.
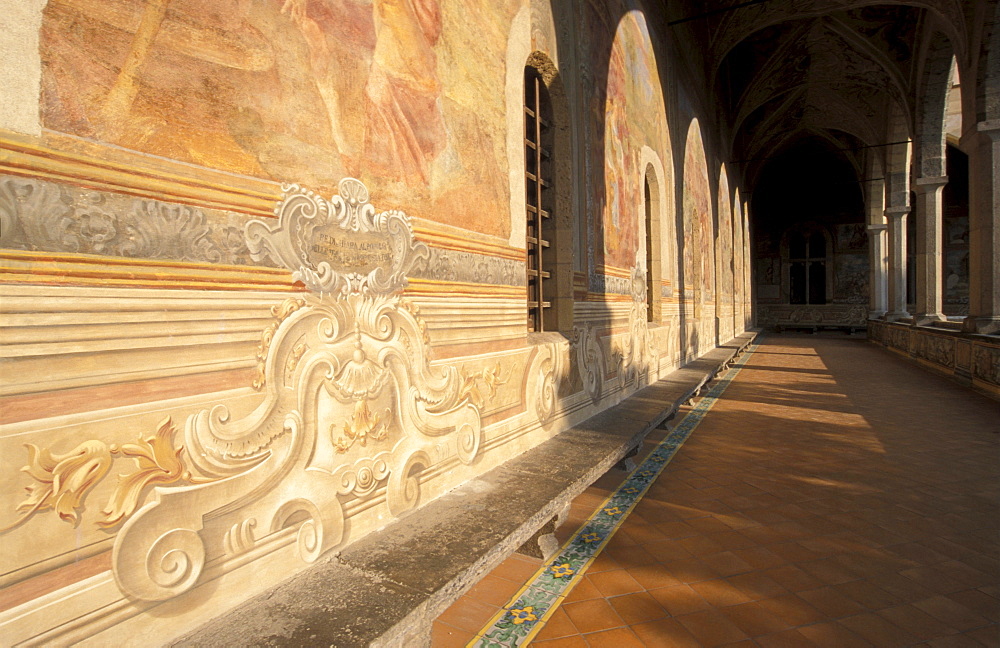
[96,179,493,603]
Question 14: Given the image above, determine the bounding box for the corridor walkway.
[433,334,1000,647]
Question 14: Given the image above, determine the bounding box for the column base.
[913,313,947,326]
[868,310,887,320]
[962,316,1000,335]
[884,311,911,322]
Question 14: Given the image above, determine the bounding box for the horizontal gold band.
[1,129,281,218]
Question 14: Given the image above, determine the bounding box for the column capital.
[884,206,910,217]
[866,224,887,232]
[912,176,948,192]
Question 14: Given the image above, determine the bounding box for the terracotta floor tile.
[630,617,703,647]
[435,597,499,634]
[531,635,590,648]
[754,628,818,648]
[796,558,862,586]
[833,579,904,611]
[726,572,791,601]
[586,553,622,574]
[796,621,874,647]
[581,626,645,647]
[648,584,712,616]
[704,550,755,577]
[690,578,754,607]
[763,565,825,592]
[606,591,668,625]
[946,589,1000,623]
[719,600,795,637]
[797,586,866,619]
[565,577,603,603]
[492,554,542,583]
[533,607,579,641]
[625,564,683,590]
[562,598,625,634]
[603,544,659,569]
[643,538,693,562]
[876,604,963,640]
[674,609,750,646]
[430,621,477,648]
[463,573,522,608]
[913,595,992,632]
[659,557,718,584]
[733,546,787,570]
[588,569,644,598]
[962,624,1000,646]
[756,593,827,626]
[839,612,920,647]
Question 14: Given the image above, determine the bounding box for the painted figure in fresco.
[280,0,446,183]
[41,0,445,185]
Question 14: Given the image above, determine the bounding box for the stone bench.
[175,331,757,647]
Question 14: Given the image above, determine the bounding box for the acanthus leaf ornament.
[3,418,210,534]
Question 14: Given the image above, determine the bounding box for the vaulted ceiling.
[661,0,976,188]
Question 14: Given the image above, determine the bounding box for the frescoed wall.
[586,4,668,276]
[733,191,746,334]
[717,165,734,343]
[39,0,518,238]
[682,120,715,359]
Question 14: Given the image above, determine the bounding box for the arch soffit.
[913,30,957,178]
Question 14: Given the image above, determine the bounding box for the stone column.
[963,121,1000,334]
[912,176,948,324]
[867,224,888,318]
[885,206,911,320]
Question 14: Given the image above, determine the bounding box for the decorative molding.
[0,175,526,292]
[412,247,525,287]
[588,273,632,296]
[0,130,281,218]
[0,175,276,268]
[91,180,498,602]
[868,321,1000,393]
[758,304,868,328]
[973,344,1000,385]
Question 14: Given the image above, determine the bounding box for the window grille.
[525,68,553,332]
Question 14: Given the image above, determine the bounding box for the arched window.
[644,173,654,322]
[786,226,829,305]
[524,66,554,332]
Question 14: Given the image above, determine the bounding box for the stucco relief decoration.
[612,261,656,390]
[5,178,496,603]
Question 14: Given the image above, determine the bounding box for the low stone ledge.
[175,331,758,647]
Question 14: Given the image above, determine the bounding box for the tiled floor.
[432,334,1000,647]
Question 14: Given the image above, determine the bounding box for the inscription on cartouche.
[310,227,393,275]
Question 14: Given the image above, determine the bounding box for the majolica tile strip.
[470,342,759,647]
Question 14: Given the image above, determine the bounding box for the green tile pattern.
[470,343,759,647]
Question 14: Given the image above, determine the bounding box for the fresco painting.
[717,166,734,341]
[682,121,713,302]
[39,0,515,237]
[682,121,714,354]
[718,167,733,304]
[733,196,745,330]
[588,5,667,272]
